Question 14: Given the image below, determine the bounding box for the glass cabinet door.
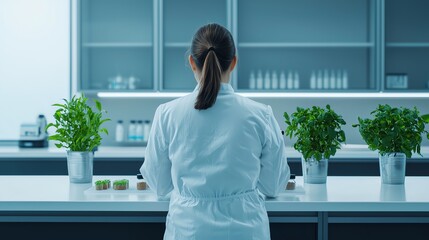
[236,0,377,91]
[161,0,229,91]
[75,0,429,94]
[79,0,154,92]
[385,0,429,91]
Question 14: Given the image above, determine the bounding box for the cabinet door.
[79,0,154,92]
[385,0,429,91]
[161,0,229,91]
[237,0,377,92]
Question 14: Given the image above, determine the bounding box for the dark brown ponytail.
[191,23,236,110]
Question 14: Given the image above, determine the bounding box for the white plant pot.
[302,156,328,184]
[379,152,406,185]
[67,151,93,183]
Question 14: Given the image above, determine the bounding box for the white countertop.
[1,144,429,159]
[1,176,429,212]
[0,146,146,159]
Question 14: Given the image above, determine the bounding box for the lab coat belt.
[173,189,257,201]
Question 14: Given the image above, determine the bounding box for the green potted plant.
[95,180,104,190]
[46,94,110,183]
[353,104,428,184]
[113,179,129,190]
[284,105,346,184]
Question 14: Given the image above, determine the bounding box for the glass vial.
[286,174,296,190]
[271,71,278,90]
[317,70,323,89]
[136,120,144,142]
[115,120,124,142]
[264,71,271,89]
[143,120,151,142]
[293,71,300,89]
[287,71,293,89]
[249,71,256,90]
[256,70,263,90]
[330,70,336,89]
[310,71,316,90]
[279,71,287,89]
[342,70,348,89]
[336,70,342,89]
[323,69,329,89]
[128,120,136,142]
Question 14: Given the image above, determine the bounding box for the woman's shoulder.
[234,94,271,116]
[156,93,196,114]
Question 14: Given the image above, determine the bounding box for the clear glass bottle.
[256,70,263,90]
[114,74,123,90]
[310,71,316,90]
[143,120,151,142]
[128,75,138,90]
[249,71,256,90]
[330,70,336,89]
[323,69,329,89]
[279,71,287,89]
[342,70,348,89]
[293,71,300,89]
[264,71,271,89]
[271,71,278,89]
[36,114,47,136]
[115,120,124,142]
[317,70,323,89]
[128,120,136,142]
[136,120,144,142]
[287,71,293,89]
[336,70,342,89]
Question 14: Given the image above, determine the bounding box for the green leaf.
[48,134,61,141]
[95,100,102,111]
[283,105,346,160]
[46,94,110,151]
[45,123,55,131]
[100,128,109,135]
[422,114,429,123]
[52,103,66,108]
[355,104,428,157]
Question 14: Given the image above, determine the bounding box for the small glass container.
[286,174,296,190]
[115,120,124,142]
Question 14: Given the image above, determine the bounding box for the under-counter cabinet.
[75,0,429,94]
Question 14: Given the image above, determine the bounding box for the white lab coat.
[140,83,290,240]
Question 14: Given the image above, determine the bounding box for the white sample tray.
[84,186,152,195]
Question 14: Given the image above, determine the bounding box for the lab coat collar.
[193,83,235,94]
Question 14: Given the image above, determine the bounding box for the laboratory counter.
[1,176,429,240]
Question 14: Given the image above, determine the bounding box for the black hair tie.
[207,47,215,53]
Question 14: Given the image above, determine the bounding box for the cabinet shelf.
[82,42,153,48]
[386,42,429,48]
[164,42,191,48]
[96,91,429,98]
[238,42,375,48]
[383,89,429,93]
